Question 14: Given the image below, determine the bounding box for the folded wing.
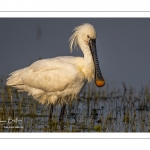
[6,57,79,93]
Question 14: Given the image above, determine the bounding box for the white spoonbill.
[6,23,105,107]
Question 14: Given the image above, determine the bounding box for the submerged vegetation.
[0,78,150,132]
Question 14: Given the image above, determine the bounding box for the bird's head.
[69,23,96,52]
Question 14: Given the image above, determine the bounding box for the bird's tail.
[6,67,27,86]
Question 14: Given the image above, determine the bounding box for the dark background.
[1,18,150,90]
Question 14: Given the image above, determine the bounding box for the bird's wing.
[19,57,80,92]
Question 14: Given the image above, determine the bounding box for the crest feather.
[69,28,79,53]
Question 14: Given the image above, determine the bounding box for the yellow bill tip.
[95,79,105,87]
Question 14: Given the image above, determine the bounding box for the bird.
[6,23,105,121]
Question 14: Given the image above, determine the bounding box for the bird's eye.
[87,35,90,38]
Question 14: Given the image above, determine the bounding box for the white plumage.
[6,23,105,105]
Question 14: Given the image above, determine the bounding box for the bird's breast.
[77,65,94,82]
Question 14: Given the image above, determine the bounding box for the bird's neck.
[80,43,95,82]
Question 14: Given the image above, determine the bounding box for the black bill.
[89,39,105,87]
